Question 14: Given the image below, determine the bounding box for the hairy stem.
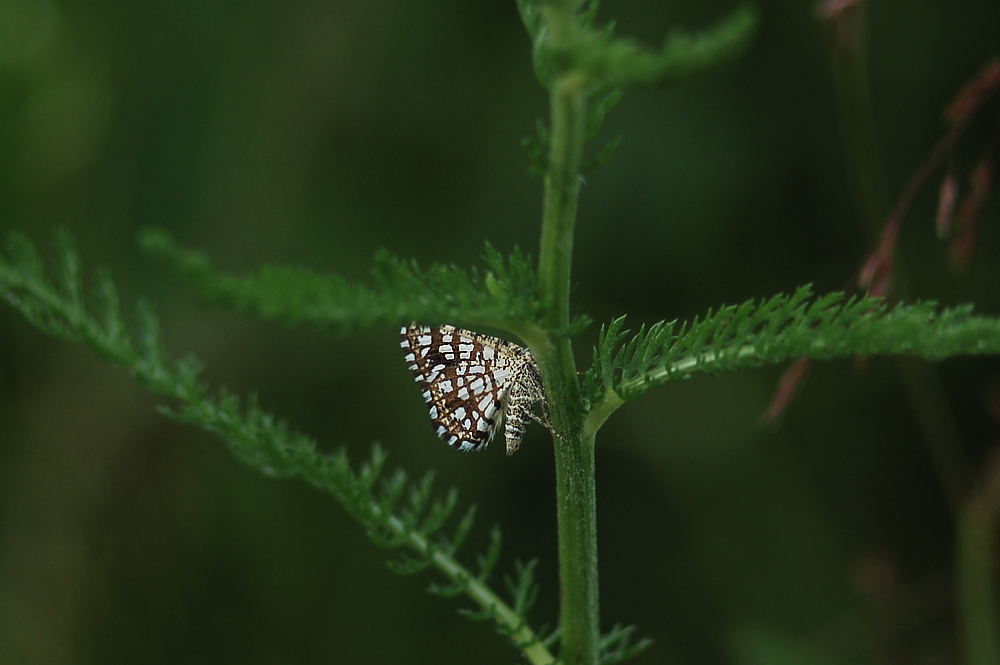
[536,3,598,663]
[550,425,598,665]
[538,89,584,329]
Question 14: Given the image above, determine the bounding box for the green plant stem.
[539,80,584,334]
[535,5,599,661]
[537,72,586,400]
[551,426,599,665]
[957,454,1000,665]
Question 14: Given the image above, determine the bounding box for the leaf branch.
[0,230,556,665]
[584,285,1000,435]
[137,228,575,342]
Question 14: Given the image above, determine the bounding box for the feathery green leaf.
[0,230,557,665]
[585,285,1000,432]
[139,228,565,339]
[572,5,758,89]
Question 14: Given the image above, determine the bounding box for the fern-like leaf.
[527,3,756,94]
[585,285,1000,432]
[0,230,557,665]
[138,228,588,345]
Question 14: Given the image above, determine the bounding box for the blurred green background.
[1,0,999,663]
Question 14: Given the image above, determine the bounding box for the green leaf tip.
[598,623,654,665]
[138,227,215,283]
[521,5,756,176]
[575,5,759,88]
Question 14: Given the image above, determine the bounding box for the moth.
[400,324,550,455]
